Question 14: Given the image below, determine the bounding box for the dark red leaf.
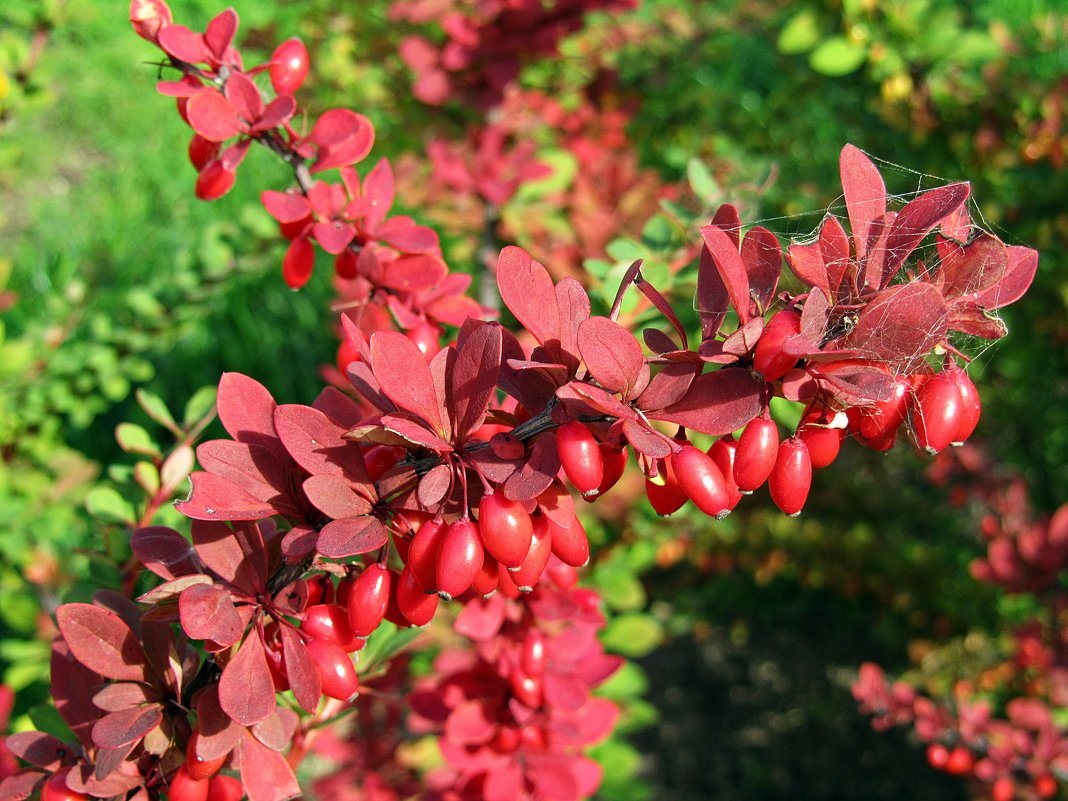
[371,331,445,434]
[195,686,242,760]
[217,373,285,460]
[176,472,276,521]
[648,369,763,436]
[302,474,373,519]
[55,604,147,682]
[947,302,1008,339]
[179,583,243,646]
[92,683,157,713]
[786,240,830,301]
[636,362,698,410]
[317,516,388,559]
[445,701,495,745]
[219,635,276,726]
[939,231,1006,299]
[710,203,742,246]
[4,732,68,770]
[381,414,453,451]
[274,404,361,481]
[251,708,299,752]
[252,96,297,132]
[417,464,452,508]
[91,705,162,749]
[0,773,43,801]
[186,88,242,143]
[504,433,560,502]
[841,282,948,364]
[497,246,559,346]
[974,245,1038,310]
[879,182,970,280]
[620,419,673,459]
[555,278,591,369]
[820,214,852,296]
[137,574,213,605]
[223,71,261,122]
[554,382,637,421]
[741,226,781,313]
[280,625,321,714]
[191,519,267,595]
[50,639,102,750]
[130,526,199,580]
[195,440,290,503]
[700,225,751,324]
[238,729,301,801]
[813,363,895,405]
[449,320,503,440]
[839,145,886,263]
[203,8,238,58]
[577,317,645,398]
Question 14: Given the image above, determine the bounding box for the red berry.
[926,743,949,770]
[169,767,210,801]
[305,638,359,701]
[644,457,687,516]
[911,372,964,454]
[943,746,973,776]
[510,514,552,591]
[547,514,590,568]
[269,38,310,95]
[435,519,484,600]
[945,364,981,444]
[41,772,86,801]
[769,438,812,516]
[709,438,743,510]
[477,493,533,569]
[511,668,542,708]
[336,338,360,375]
[673,444,731,518]
[334,248,358,279]
[521,631,548,677]
[408,518,448,591]
[857,375,910,443]
[496,563,522,599]
[734,416,780,493]
[185,731,226,780]
[590,444,628,498]
[753,309,802,381]
[472,552,500,597]
[362,444,403,482]
[407,322,442,359]
[282,237,315,289]
[556,422,604,497]
[992,777,1015,801]
[397,563,437,627]
[796,408,844,469]
[347,564,392,638]
[1035,775,1058,799]
[301,604,360,652]
[195,161,236,201]
[206,776,243,801]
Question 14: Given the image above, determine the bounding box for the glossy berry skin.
[753,309,802,381]
[496,563,522,599]
[169,767,210,801]
[556,422,604,497]
[769,438,812,516]
[195,161,236,201]
[708,437,743,511]
[206,776,244,801]
[945,364,981,444]
[472,552,499,597]
[305,638,359,701]
[1035,775,1058,799]
[592,444,628,497]
[301,604,360,652]
[857,376,910,444]
[510,514,552,591]
[547,514,589,567]
[477,493,533,569]
[41,773,87,801]
[943,746,974,776]
[734,417,780,493]
[991,777,1015,801]
[408,518,448,591]
[436,519,485,600]
[282,237,315,289]
[926,743,949,769]
[407,322,442,359]
[673,444,731,519]
[644,457,688,516]
[269,38,310,95]
[796,409,844,469]
[347,564,392,638]
[185,731,226,780]
[521,630,548,677]
[336,338,360,375]
[911,372,964,454]
[511,668,543,709]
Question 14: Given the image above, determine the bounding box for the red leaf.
[554,382,636,421]
[484,762,523,801]
[543,673,588,710]
[130,526,199,580]
[700,224,752,324]
[528,753,580,801]
[381,414,453,450]
[648,369,763,436]
[879,182,971,280]
[195,686,242,760]
[312,386,364,428]
[157,24,209,63]
[376,216,438,253]
[449,320,503,440]
[497,246,560,346]
[219,635,276,726]
[974,245,1037,310]
[179,583,243,646]
[203,8,238,59]
[697,228,731,339]
[741,226,781,313]
[176,471,277,521]
[577,317,645,398]
[274,404,361,481]
[302,474,373,519]
[841,282,948,364]
[417,464,452,508]
[939,231,1006,299]
[0,772,43,801]
[316,516,388,559]
[504,432,560,501]
[186,88,242,143]
[371,331,445,434]
[839,145,886,263]
[4,732,68,770]
[251,708,299,752]
[280,625,321,714]
[361,158,395,229]
[217,374,285,460]
[55,604,147,682]
[381,253,448,293]
[196,440,290,502]
[812,363,895,405]
[223,71,262,122]
[308,109,375,173]
[253,96,296,132]
[238,729,301,801]
[445,701,495,745]
[819,215,853,296]
[92,683,157,712]
[620,419,673,458]
[786,239,830,301]
[636,363,698,410]
[555,277,591,369]
[91,705,162,749]
[453,594,506,641]
[191,519,267,593]
[50,639,102,750]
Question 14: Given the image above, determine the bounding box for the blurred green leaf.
[777,10,822,55]
[85,486,135,525]
[809,36,868,76]
[602,613,665,657]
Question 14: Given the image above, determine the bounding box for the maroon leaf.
[280,625,321,714]
[381,414,453,451]
[217,373,285,459]
[448,321,503,440]
[196,440,289,503]
[445,700,495,745]
[417,464,453,508]
[648,369,763,436]
[92,683,157,713]
[239,729,301,801]
[317,516,388,559]
[620,419,673,459]
[179,583,243,646]
[947,302,1008,339]
[939,231,1006,299]
[577,317,645,398]
[786,240,830,301]
[223,71,262,122]
[371,331,445,434]
[497,246,560,346]
[975,245,1038,310]
[195,686,242,760]
[880,182,971,280]
[555,278,591,368]
[175,472,276,521]
[841,282,948,364]
[55,604,147,683]
[307,109,375,173]
[186,88,242,143]
[203,7,238,58]
[0,773,43,801]
[274,404,360,481]
[700,224,752,324]
[636,362,698,410]
[91,705,162,749]
[741,226,781,313]
[839,144,886,263]
[4,732,68,770]
[504,434,560,502]
[137,574,213,605]
[302,474,373,519]
[219,635,276,726]
[130,526,199,580]
[814,363,895,405]
[191,518,267,595]
[251,708,299,752]
[710,203,742,246]
[554,382,636,421]
[820,214,853,296]
[50,639,103,749]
